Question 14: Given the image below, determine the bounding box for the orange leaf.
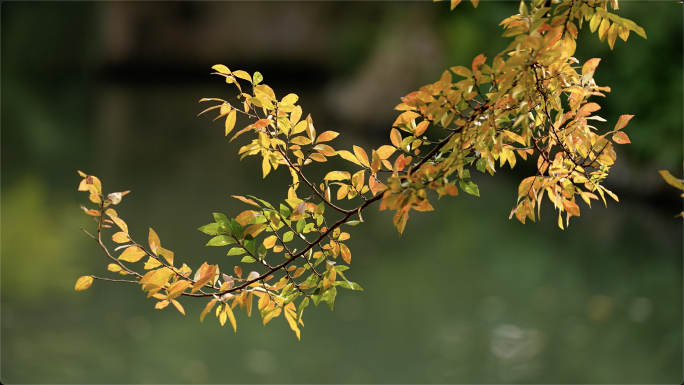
[314,144,336,157]
[200,299,218,322]
[376,145,396,160]
[167,280,192,299]
[612,132,630,144]
[231,195,261,208]
[340,244,351,264]
[614,114,634,131]
[191,263,217,294]
[563,200,581,217]
[390,129,402,147]
[316,131,339,143]
[582,58,601,75]
[253,119,272,129]
[171,299,186,315]
[414,121,429,137]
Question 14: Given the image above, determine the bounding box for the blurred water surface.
[2,1,682,383]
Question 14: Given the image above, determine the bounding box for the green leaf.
[227,248,247,256]
[296,297,309,323]
[312,285,324,306]
[304,273,318,288]
[296,219,306,233]
[213,213,231,234]
[257,243,267,258]
[230,219,243,239]
[335,281,364,291]
[476,158,487,173]
[243,235,255,254]
[198,223,220,236]
[241,256,256,263]
[283,231,294,242]
[322,286,337,310]
[280,204,291,218]
[461,169,471,179]
[344,220,362,226]
[459,179,480,196]
[206,235,236,246]
[253,71,263,85]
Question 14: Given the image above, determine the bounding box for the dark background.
[2,1,682,383]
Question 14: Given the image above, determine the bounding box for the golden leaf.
[74,276,93,291]
[118,246,146,263]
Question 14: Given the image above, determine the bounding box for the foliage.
[75,0,645,338]
[659,168,684,217]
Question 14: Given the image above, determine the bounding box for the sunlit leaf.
[660,170,684,191]
[119,246,146,263]
[74,276,93,291]
[206,235,237,246]
[458,180,480,196]
[612,131,630,144]
[112,232,129,243]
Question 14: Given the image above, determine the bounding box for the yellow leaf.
[212,64,231,74]
[149,228,161,256]
[155,300,170,309]
[292,120,307,135]
[284,307,301,340]
[144,257,162,270]
[262,156,271,178]
[144,267,176,295]
[337,150,362,166]
[317,131,339,143]
[562,199,581,217]
[582,58,601,76]
[225,305,237,332]
[340,244,351,264]
[390,129,402,147]
[376,145,396,160]
[225,110,237,136]
[291,136,311,145]
[659,170,684,190]
[200,299,218,322]
[191,263,217,294]
[118,246,146,263]
[171,299,186,315]
[598,19,610,42]
[306,114,316,141]
[108,214,128,233]
[74,276,93,291]
[167,280,192,299]
[324,171,351,181]
[158,247,174,266]
[263,235,277,249]
[112,232,129,243]
[281,93,299,105]
[107,264,122,273]
[232,70,252,83]
[415,121,429,136]
[353,146,370,168]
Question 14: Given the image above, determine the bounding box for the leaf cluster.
[75,0,645,338]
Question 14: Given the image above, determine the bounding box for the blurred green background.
[2,1,682,383]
